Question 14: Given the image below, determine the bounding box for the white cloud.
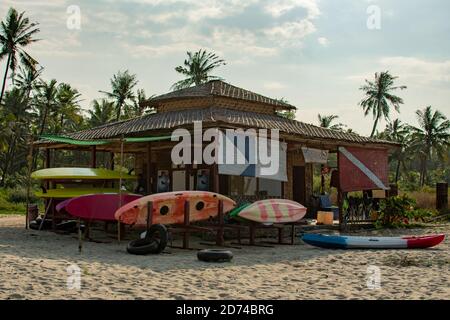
[347,57,450,86]
[264,0,320,18]
[263,81,286,90]
[379,56,450,84]
[317,37,329,47]
[264,20,316,46]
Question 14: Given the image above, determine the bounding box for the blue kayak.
[301,233,445,249]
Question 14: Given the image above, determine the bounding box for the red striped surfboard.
[237,199,307,224]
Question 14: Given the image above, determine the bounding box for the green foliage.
[0,189,25,215]
[375,195,416,228]
[359,71,407,137]
[375,195,437,228]
[172,49,226,90]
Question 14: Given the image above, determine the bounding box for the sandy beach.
[0,215,449,300]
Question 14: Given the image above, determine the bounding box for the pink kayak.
[56,193,142,222]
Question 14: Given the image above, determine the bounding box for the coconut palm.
[359,71,407,137]
[88,99,115,127]
[124,89,155,119]
[14,64,44,97]
[0,88,31,185]
[0,7,40,103]
[55,83,82,133]
[100,70,138,121]
[317,114,346,131]
[33,79,59,137]
[409,106,450,186]
[380,119,411,183]
[172,49,226,90]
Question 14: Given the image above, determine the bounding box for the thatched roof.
[147,80,296,110]
[66,107,397,147]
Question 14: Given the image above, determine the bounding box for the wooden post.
[183,200,190,249]
[110,152,115,170]
[388,184,398,197]
[146,142,152,195]
[78,218,82,253]
[25,137,34,229]
[337,147,344,229]
[212,164,220,193]
[216,200,224,246]
[436,183,448,212]
[91,146,97,168]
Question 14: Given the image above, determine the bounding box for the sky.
[1,0,449,136]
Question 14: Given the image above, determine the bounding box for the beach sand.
[0,215,449,300]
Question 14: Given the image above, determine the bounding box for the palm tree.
[172,49,226,90]
[359,71,407,137]
[100,70,138,121]
[33,79,59,137]
[14,64,44,97]
[409,106,450,186]
[317,114,346,131]
[88,99,115,127]
[380,119,411,183]
[124,89,155,119]
[55,83,82,133]
[0,88,30,185]
[0,7,40,103]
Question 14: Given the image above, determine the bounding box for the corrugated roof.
[67,107,397,146]
[148,80,296,110]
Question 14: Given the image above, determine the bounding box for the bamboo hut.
[34,80,398,226]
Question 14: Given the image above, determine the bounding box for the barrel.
[436,183,448,211]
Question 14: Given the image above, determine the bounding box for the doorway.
[293,166,306,205]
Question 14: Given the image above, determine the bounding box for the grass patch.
[0,188,43,216]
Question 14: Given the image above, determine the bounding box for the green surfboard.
[31,167,137,180]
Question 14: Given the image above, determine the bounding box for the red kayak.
[56,193,142,222]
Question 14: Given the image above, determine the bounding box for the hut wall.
[156,97,277,115]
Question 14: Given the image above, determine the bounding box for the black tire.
[127,224,168,255]
[127,238,159,255]
[29,219,52,230]
[56,221,78,232]
[197,249,233,263]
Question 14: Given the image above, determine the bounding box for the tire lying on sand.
[127,224,168,255]
[29,219,52,230]
[197,249,233,262]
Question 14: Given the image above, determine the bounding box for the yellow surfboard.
[31,167,137,180]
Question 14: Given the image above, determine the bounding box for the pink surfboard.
[56,193,142,222]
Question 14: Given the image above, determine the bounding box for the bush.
[375,195,438,228]
[7,188,38,203]
[375,195,416,228]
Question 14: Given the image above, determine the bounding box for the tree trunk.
[370,117,379,137]
[0,53,12,104]
[395,159,401,183]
